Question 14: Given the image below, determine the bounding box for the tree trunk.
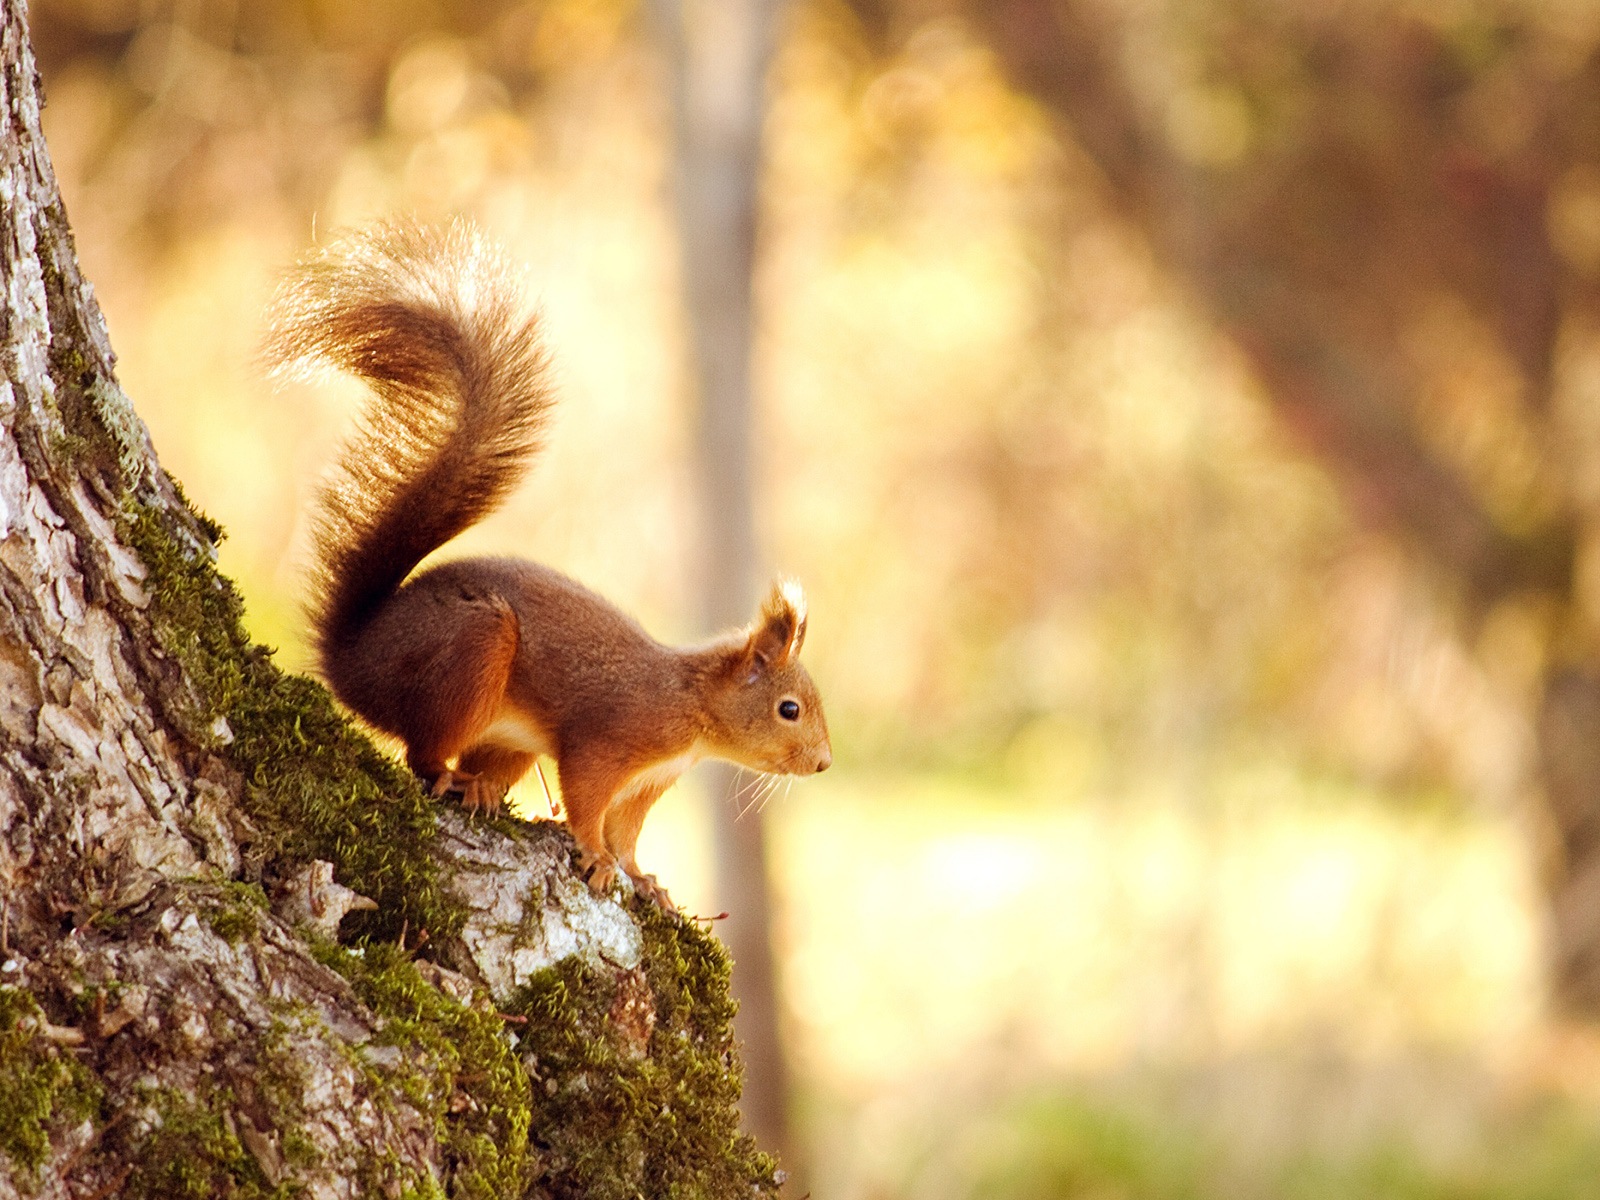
[649,0,797,1178]
[0,5,777,1197]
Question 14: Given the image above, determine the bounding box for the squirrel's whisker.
[756,773,781,814]
[736,773,777,821]
[729,768,762,806]
[758,775,794,815]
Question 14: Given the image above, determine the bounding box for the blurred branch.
[919,0,1600,1012]
[921,0,1579,607]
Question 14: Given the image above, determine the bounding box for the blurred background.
[28,0,1600,1195]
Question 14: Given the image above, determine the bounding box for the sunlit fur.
[267,219,832,911]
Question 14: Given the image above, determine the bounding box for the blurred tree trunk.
[896,0,1600,1013]
[649,0,798,1176]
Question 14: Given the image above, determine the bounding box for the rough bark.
[0,4,778,1197]
[650,0,797,1176]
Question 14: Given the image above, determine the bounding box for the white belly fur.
[611,746,704,807]
[476,711,701,809]
[478,708,556,758]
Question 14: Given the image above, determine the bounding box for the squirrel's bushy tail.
[265,218,554,658]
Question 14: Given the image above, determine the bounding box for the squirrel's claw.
[577,849,618,895]
[630,872,677,915]
[429,770,507,816]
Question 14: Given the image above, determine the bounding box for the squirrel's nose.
[814,748,832,773]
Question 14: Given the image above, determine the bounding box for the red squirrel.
[266,219,832,911]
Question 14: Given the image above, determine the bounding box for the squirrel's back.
[264,219,555,667]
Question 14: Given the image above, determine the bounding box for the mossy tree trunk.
[0,5,779,1198]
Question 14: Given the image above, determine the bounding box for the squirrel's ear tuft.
[749,579,807,672]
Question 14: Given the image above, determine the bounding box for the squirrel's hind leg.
[401,593,521,809]
[556,754,632,896]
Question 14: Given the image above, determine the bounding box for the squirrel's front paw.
[630,872,677,914]
[578,849,618,895]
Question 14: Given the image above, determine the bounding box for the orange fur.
[268,220,832,910]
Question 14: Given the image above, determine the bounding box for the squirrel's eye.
[778,699,801,721]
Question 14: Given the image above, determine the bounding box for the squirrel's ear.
[748,579,807,674]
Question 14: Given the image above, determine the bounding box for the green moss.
[312,940,534,1199]
[280,1126,320,1173]
[0,987,102,1181]
[84,909,128,932]
[509,905,781,1200]
[43,335,138,487]
[170,478,226,545]
[253,1016,322,1175]
[202,881,271,944]
[127,1086,292,1200]
[125,1009,375,1199]
[121,498,464,945]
